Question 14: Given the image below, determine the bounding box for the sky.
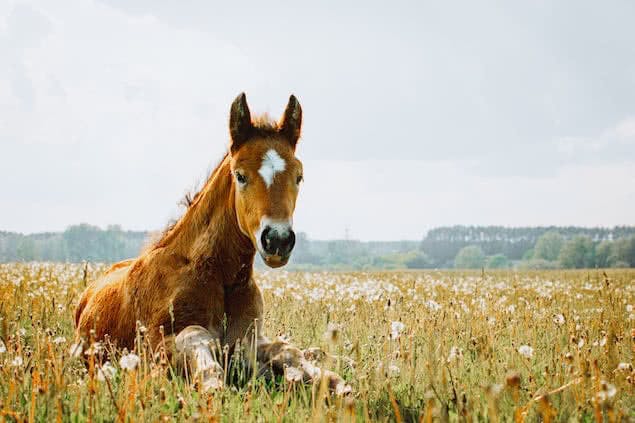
[1,0,634,241]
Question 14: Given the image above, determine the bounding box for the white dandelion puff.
[97,362,117,382]
[553,314,565,326]
[390,321,405,340]
[447,346,463,363]
[69,341,83,358]
[518,345,534,359]
[119,352,141,371]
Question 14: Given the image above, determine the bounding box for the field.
[0,263,633,421]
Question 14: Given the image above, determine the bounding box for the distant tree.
[485,254,509,269]
[611,236,635,267]
[404,251,432,269]
[559,236,595,268]
[595,241,616,268]
[534,231,564,261]
[15,238,37,261]
[522,248,534,260]
[454,246,485,269]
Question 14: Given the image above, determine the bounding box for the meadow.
[0,263,633,421]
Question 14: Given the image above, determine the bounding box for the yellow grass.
[0,263,633,421]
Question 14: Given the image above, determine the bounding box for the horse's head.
[228,93,303,268]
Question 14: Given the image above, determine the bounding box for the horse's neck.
[152,156,255,287]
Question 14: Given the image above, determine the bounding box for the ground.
[0,263,633,421]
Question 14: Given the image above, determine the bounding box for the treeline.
[0,224,146,263]
[422,226,635,269]
[1,224,634,269]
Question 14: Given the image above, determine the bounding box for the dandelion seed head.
[518,345,534,359]
[119,352,141,371]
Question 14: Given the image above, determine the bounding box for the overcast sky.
[1,0,634,240]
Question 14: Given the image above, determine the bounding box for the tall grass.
[0,263,633,421]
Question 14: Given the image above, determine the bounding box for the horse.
[74,93,349,393]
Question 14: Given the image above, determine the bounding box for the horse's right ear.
[229,93,253,153]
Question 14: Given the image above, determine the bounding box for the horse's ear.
[229,93,253,153]
[279,94,302,147]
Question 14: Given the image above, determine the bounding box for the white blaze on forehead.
[258,149,286,188]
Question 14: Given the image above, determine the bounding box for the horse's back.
[75,259,136,348]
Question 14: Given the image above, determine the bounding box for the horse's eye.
[235,171,247,185]
[296,175,303,185]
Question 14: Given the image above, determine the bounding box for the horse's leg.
[224,279,351,395]
[255,337,351,394]
[171,325,224,391]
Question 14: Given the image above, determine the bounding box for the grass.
[0,263,633,421]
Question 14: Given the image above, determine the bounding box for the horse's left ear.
[279,95,302,147]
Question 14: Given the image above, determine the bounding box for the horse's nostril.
[260,227,295,256]
[261,227,273,252]
[284,230,296,253]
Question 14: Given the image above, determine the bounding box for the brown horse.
[75,93,349,393]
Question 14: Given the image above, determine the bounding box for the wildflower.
[119,352,141,371]
[627,304,633,313]
[390,321,405,340]
[0,338,6,354]
[595,381,617,402]
[69,341,83,358]
[616,362,633,372]
[447,346,463,363]
[52,336,66,345]
[97,362,117,381]
[425,299,442,312]
[388,363,400,377]
[506,304,516,314]
[486,383,503,397]
[284,366,303,383]
[518,345,534,359]
[84,342,104,356]
[553,314,565,326]
[577,337,585,349]
[11,356,23,367]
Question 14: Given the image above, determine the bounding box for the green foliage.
[454,245,485,269]
[559,236,595,269]
[517,259,560,270]
[522,248,534,260]
[533,231,564,261]
[485,254,509,269]
[611,236,635,267]
[403,251,432,269]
